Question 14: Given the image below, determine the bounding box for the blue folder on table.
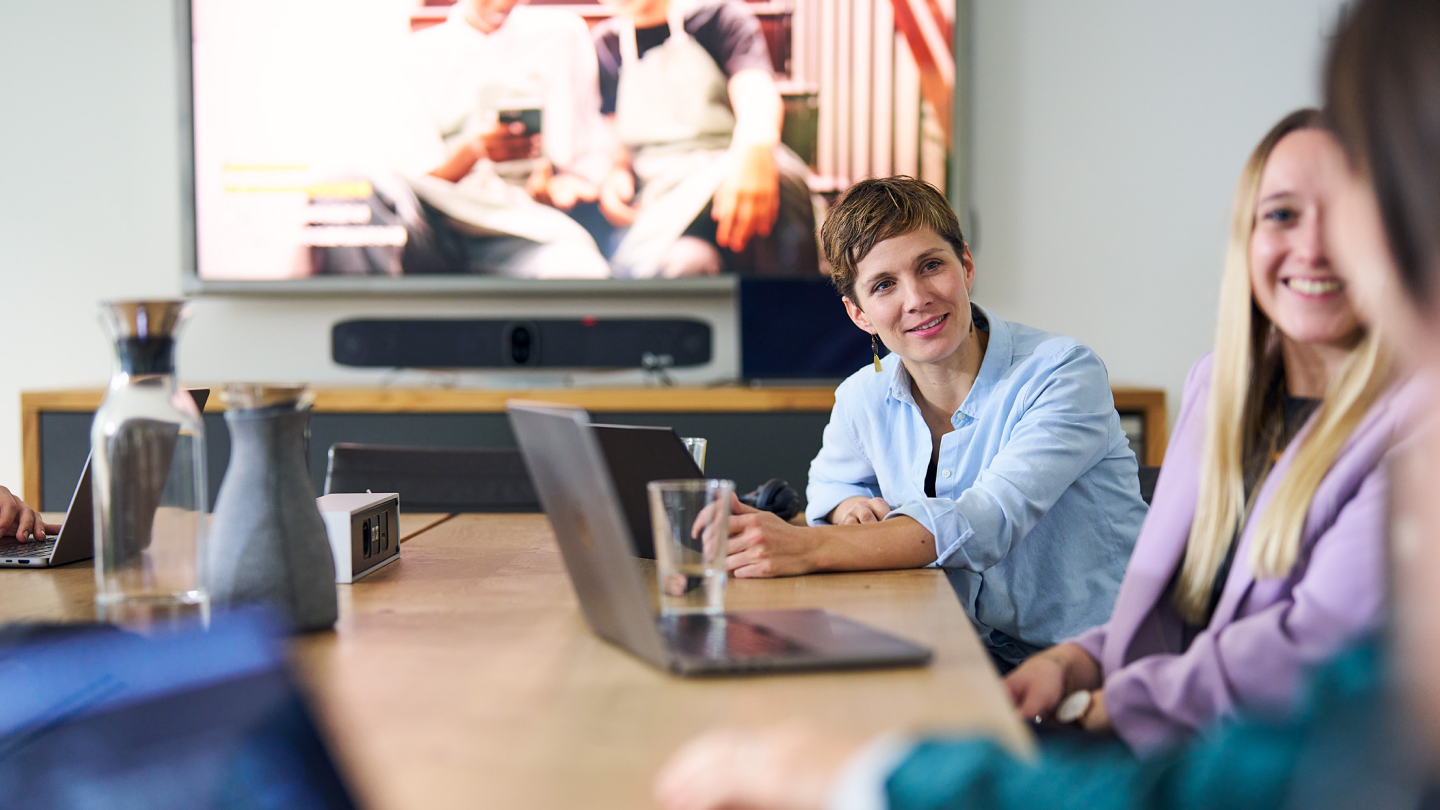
[0,611,357,810]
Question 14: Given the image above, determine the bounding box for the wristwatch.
[1055,690,1093,725]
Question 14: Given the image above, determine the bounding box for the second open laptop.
[589,423,704,559]
[507,401,932,676]
[0,388,210,568]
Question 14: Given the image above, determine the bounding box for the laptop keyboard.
[1,539,55,560]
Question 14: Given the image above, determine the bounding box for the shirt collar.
[886,356,916,407]
[885,303,1011,419]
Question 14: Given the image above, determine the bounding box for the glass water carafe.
[91,301,209,630]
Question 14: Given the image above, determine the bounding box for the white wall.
[0,0,1345,489]
[969,0,1347,408]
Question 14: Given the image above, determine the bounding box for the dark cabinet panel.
[40,412,831,513]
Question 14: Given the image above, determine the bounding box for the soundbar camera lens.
[509,326,532,365]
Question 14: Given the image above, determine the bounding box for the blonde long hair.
[1173,109,1393,624]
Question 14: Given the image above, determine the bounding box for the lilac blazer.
[1069,353,1422,755]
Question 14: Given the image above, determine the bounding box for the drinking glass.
[681,437,707,473]
[647,479,733,615]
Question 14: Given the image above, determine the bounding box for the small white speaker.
[317,493,401,583]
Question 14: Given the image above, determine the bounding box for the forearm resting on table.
[729,508,936,578]
[805,517,937,572]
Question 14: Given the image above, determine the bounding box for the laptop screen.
[590,424,703,560]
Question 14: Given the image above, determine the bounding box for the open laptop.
[508,401,932,676]
[1,388,210,568]
[590,423,703,559]
[1,452,95,567]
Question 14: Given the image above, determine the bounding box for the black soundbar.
[331,318,712,369]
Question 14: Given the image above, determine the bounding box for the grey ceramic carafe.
[206,385,336,631]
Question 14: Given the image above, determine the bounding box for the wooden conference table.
[1,512,1031,810]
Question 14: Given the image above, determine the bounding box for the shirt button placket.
[942,414,973,497]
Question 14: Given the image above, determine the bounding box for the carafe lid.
[101,300,189,341]
[220,383,314,411]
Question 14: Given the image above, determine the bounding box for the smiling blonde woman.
[1002,109,1423,754]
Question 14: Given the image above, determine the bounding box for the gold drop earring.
[872,334,883,372]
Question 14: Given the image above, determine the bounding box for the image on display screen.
[187,0,839,283]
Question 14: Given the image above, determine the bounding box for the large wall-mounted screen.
[182,0,955,290]
[186,0,824,287]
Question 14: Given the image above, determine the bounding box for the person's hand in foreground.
[0,486,60,542]
[655,724,864,810]
[1004,643,1104,724]
[828,496,892,524]
[712,142,779,253]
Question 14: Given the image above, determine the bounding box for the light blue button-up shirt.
[806,304,1146,661]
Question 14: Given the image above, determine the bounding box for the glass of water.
[647,479,734,615]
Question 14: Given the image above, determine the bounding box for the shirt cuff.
[826,732,918,810]
[886,499,971,568]
[1065,626,1107,664]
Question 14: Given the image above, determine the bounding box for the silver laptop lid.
[47,451,94,565]
[506,401,670,668]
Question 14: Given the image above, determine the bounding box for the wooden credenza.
[22,385,1166,512]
